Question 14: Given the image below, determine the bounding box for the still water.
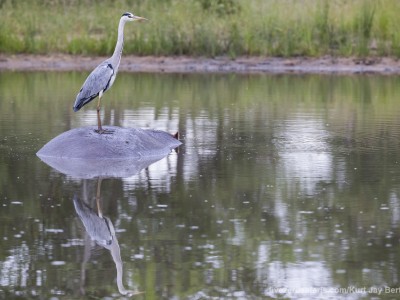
[1,71,400,299]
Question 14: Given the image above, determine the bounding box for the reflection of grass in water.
[1,0,400,57]
[1,72,400,297]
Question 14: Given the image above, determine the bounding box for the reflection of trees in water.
[110,75,400,297]
[2,73,400,297]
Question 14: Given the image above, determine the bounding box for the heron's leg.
[96,178,103,218]
[95,92,114,134]
[96,94,103,133]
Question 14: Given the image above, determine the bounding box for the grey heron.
[73,12,147,134]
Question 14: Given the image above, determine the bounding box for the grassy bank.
[1,0,400,57]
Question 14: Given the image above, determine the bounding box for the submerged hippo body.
[36,126,181,178]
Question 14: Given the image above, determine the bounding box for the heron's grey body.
[72,60,116,112]
[73,12,146,133]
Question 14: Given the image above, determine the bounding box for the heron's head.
[122,12,147,22]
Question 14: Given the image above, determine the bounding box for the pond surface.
[1,71,400,299]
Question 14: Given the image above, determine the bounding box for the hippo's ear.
[173,132,179,140]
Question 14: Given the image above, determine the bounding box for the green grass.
[1,0,400,57]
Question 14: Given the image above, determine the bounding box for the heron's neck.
[109,234,130,295]
[111,19,127,69]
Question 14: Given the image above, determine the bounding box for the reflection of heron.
[74,178,142,296]
[73,12,147,134]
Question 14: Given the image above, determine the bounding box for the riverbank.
[1,54,400,74]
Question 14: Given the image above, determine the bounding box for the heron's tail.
[73,93,97,112]
[73,96,83,112]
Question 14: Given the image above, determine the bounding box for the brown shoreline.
[1,54,400,74]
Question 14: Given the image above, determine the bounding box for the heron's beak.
[134,16,148,22]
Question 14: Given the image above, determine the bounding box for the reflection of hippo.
[36,126,181,178]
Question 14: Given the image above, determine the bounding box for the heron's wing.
[73,195,113,247]
[73,61,114,111]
